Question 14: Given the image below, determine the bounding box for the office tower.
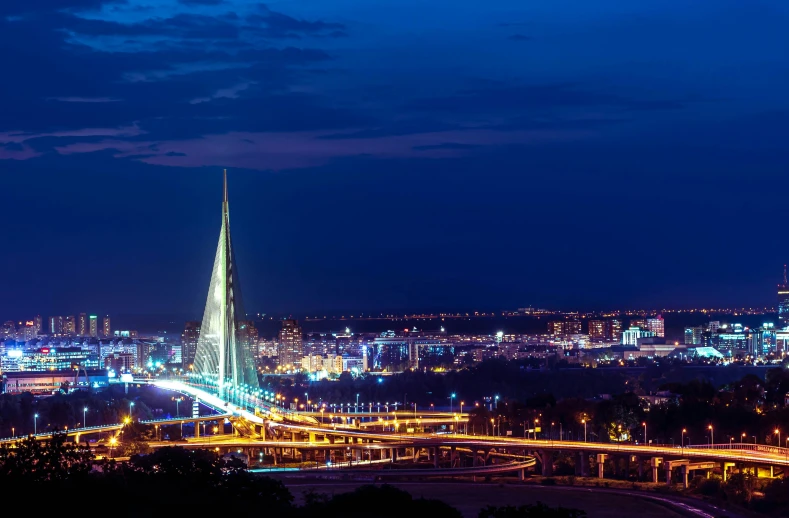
[102,316,111,337]
[609,319,623,342]
[64,316,76,335]
[34,315,43,335]
[78,313,88,336]
[278,319,303,368]
[1,321,15,339]
[707,321,721,334]
[49,316,63,336]
[684,326,703,345]
[182,321,201,367]
[779,265,789,327]
[89,315,98,338]
[18,321,37,341]
[547,320,582,336]
[646,315,665,338]
[237,320,258,359]
[629,318,647,329]
[588,320,606,339]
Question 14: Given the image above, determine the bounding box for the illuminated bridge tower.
[194,171,258,395]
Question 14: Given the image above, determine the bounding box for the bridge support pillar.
[722,462,735,482]
[540,450,553,477]
[651,457,662,483]
[519,468,526,481]
[194,421,199,438]
[434,447,439,468]
[575,452,588,477]
[681,465,689,488]
[596,454,607,479]
[636,456,643,480]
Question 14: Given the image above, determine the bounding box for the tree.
[0,433,93,483]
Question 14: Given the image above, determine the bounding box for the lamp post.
[129,401,135,420]
[682,428,687,448]
[83,407,88,428]
[741,432,746,445]
[449,393,455,414]
[11,427,14,437]
[490,418,495,437]
[356,393,360,413]
[708,425,714,446]
[34,413,38,435]
[643,422,647,445]
[173,397,182,417]
[109,437,117,459]
[775,428,781,447]
[582,418,587,443]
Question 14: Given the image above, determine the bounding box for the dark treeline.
[0,435,581,518]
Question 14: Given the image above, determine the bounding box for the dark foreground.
[285,481,737,518]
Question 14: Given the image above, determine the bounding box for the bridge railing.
[685,442,789,456]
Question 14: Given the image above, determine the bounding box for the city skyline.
[3,1,789,316]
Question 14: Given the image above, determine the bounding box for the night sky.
[2,0,789,319]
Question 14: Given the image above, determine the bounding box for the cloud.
[413,143,480,151]
[51,126,590,170]
[178,0,224,5]
[48,97,122,103]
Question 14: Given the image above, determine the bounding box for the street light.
[129,401,135,420]
[356,393,360,413]
[83,407,88,428]
[775,428,781,446]
[172,397,183,417]
[109,436,117,458]
[490,418,495,436]
[582,418,587,443]
[643,422,647,445]
[449,393,456,414]
[34,413,38,435]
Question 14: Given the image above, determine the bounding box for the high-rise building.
[684,326,703,345]
[102,316,111,337]
[193,171,258,389]
[182,321,201,368]
[49,316,63,336]
[1,321,15,340]
[588,319,622,341]
[89,315,98,338]
[779,265,789,327]
[547,320,582,336]
[278,319,303,368]
[34,315,43,335]
[64,316,76,335]
[646,316,665,338]
[237,320,258,361]
[629,318,647,329]
[588,320,606,339]
[78,313,88,336]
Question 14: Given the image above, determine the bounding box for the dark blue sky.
[2,0,789,318]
